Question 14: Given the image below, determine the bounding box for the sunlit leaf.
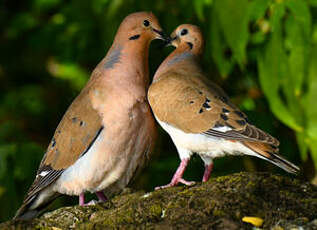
[210,7,234,78]
[269,2,285,32]
[305,45,317,141]
[47,59,89,90]
[285,0,311,39]
[257,24,302,132]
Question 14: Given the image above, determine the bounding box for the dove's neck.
[96,38,151,90]
[153,47,202,82]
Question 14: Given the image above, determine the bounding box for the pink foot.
[155,158,195,190]
[202,163,214,182]
[79,191,107,206]
[95,191,107,202]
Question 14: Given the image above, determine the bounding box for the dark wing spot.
[80,121,85,127]
[190,101,194,104]
[206,98,211,103]
[222,108,230,113]
[72,117,78,123]
[234,110,245,118]
[198,91,203,95]
[129,34,140,40]
[202,102,211,109]
[236,119,246,126]
[220,114,228,121]
[199,108,204,113]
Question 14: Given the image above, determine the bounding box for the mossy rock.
[1,172,317,229]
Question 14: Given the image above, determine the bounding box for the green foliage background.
[0,0,316,221]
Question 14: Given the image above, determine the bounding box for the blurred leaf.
[214,0,249,66]
[249,0,269,21]
[47,59,89,90]
[240,98,256,111]
[285,0,311,39]
[6,13,38,39]
[269,2,285,32]
[194,0,213,21]
[3,85,45,116]
[210,7,234,78]
[309,0,317,6]
[305,45,317,141]
[0,144,17,177]
[257,24,302,132]
[33,0,61,12]
[296,132,308,161]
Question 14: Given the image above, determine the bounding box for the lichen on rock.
[1,172,317,229]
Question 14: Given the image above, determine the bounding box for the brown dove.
[14,12,167,219]
[148,24,299,189]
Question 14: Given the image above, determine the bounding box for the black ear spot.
[187,42,193,49]
[129,34,140,40]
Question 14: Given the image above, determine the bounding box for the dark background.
[0,0,316,221]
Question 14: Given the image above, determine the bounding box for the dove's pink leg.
[79,193,85,206]
[95,191,107,202]
[79,191,106,206]
[155,158,195,190]
[202,162,214,182]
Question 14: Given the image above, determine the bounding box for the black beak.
[162,35,177,47]
[152,28,171,42]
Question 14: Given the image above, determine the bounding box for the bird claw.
[155,178,195,190]
[82,199,99,206]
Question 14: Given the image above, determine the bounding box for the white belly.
[53,129,127,195]
[54,109,152,196]
[156,117,260,160]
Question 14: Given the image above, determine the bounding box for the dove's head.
[114,12,168,43]
[169,24,204,55]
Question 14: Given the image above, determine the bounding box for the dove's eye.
[181,29,188,36]
[143,20,150,27]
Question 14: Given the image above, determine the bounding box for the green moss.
[177,189,194,197]
[2,172,317,229]
[149,204,162,216]
[212,209,226,216]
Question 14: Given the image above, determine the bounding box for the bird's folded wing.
[148,72,279,146]
[24,86,103,202]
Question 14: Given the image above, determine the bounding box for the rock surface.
[1,172,317,229]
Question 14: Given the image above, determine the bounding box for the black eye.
[143,20,150,27]
[181,28,188,36]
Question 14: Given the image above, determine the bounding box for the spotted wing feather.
[15,85,103,219]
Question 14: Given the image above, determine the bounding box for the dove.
[148,24,299,189]
[14,12,167,219]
